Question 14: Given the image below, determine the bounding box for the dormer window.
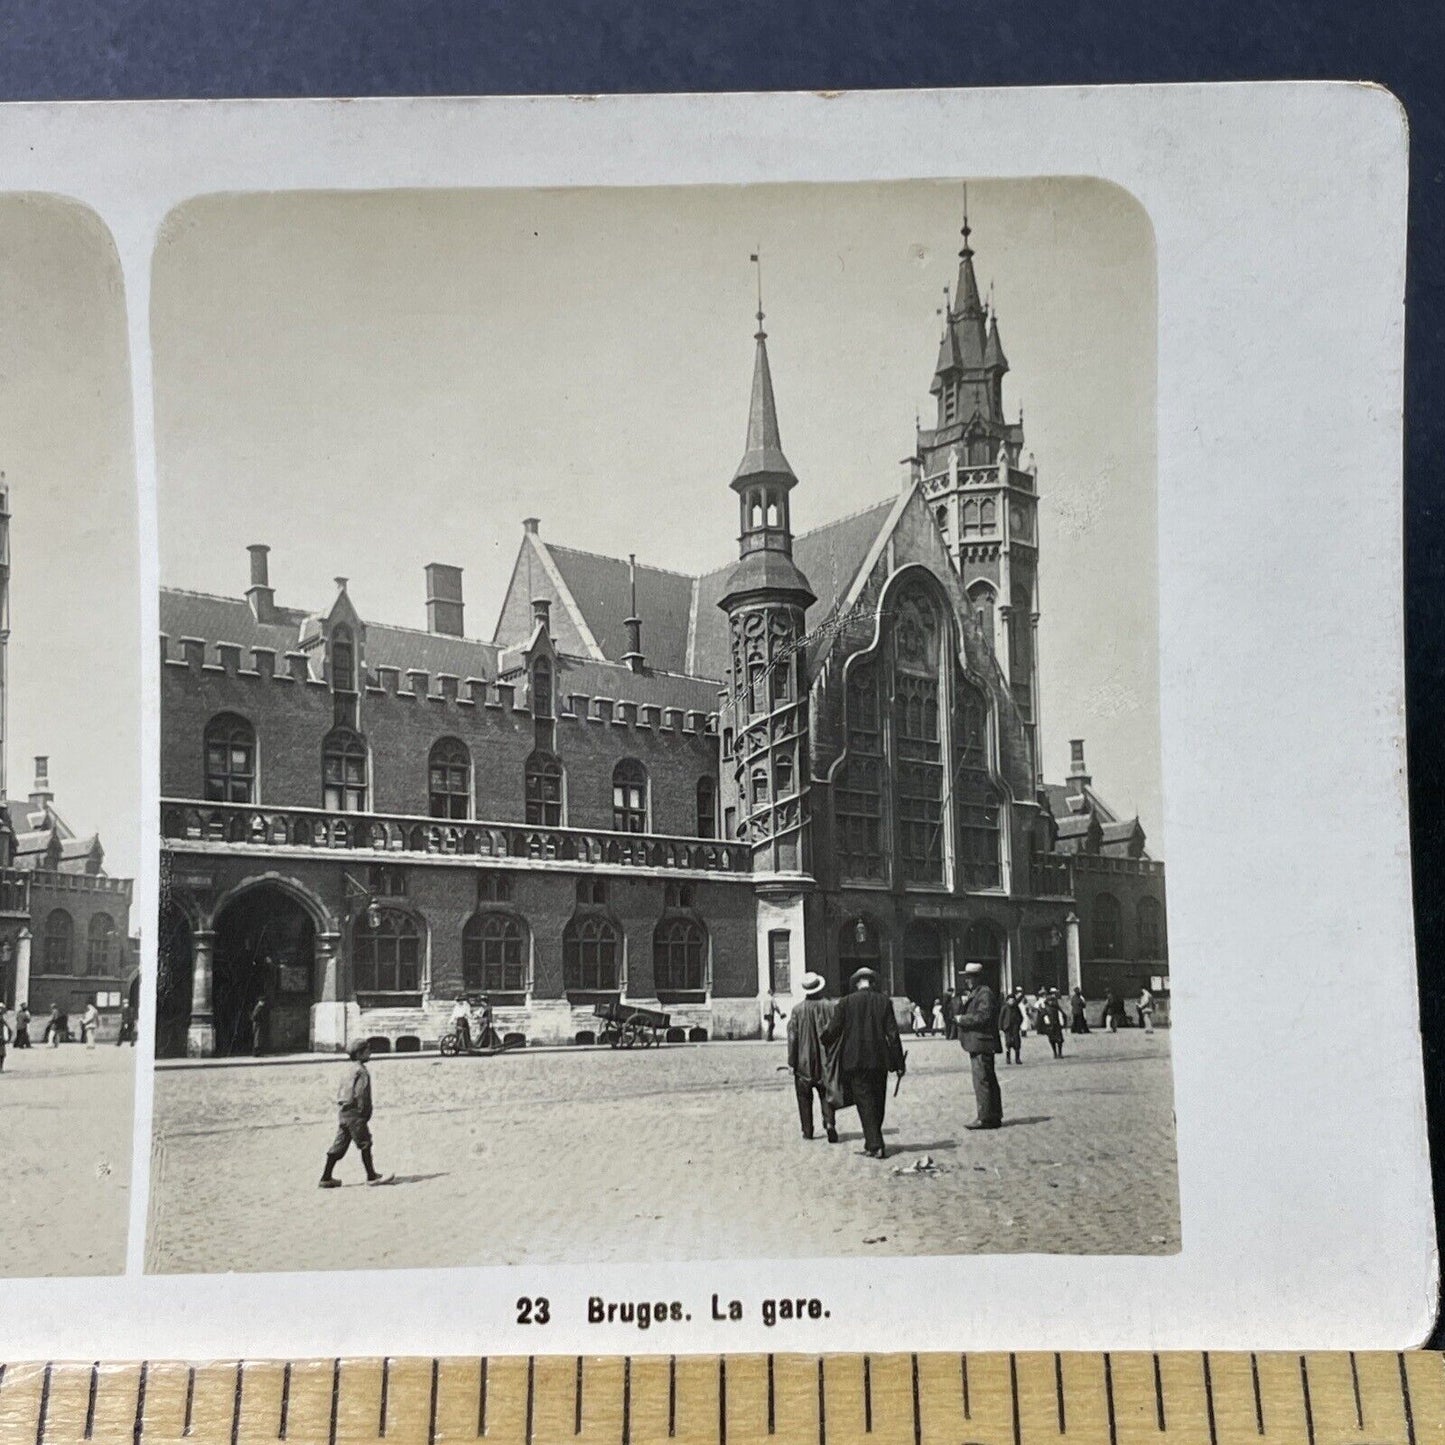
[532,657,553,720]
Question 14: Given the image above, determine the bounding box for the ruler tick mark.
[962,1354,971,1420]
[668,1357,676,1439]
[574,1357,583,1436]
[232,1363,243,1445]
[817,1358,826,1445]
[1203,1353,1217,1445]
[184,1365,195,1437]
[85,1362,99,1440]
[35,1363,51,1445]
[1398,1355,1416,1445]
[134,1361,148,1445]
[380,1356,391,1439]
[1104,1353,1118,1445]
[1349,1351,1363,1430]
[1250,1353,1264,1435]
[280,1360,292,1440]
[525,1356,535,1445]
[769,1355,777,1435]
[1153,1354,1166,1432]
[911,1353,921,1445]
[1299,1357,1315,1445]
[328,1359,340,1445]
[863,1356,871,1434]
[478,1357,488,1438]
[622,1355,631,1445]
[1055,1353,1067,1434]
[719,1357,727,1445]
[427,1360,438,1445]
[1009,1354,1021,1445]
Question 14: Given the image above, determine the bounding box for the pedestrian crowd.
[0,997,134,1070]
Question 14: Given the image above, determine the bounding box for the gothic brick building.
[156,209,1168,1058]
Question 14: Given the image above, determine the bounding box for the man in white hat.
[821,966,906,1158]
[954,961,1003,1129]
[786,972,841,1142]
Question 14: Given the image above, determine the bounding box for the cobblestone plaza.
[2,1044,134,1276]
[146,1030,1178,1273]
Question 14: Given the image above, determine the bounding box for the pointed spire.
[954,185,985,320]
[984,306,1009,373]
[733,252,796,487]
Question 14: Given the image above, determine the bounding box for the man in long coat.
[954,961,1003,1128]
[821,966,906,1158]
[786,971,841,1142]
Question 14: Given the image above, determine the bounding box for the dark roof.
[718,549,815,609]
[160,588,504,681]
[732,331,797,488]
[553,656,721,714]
[1053,814,1098,839]
[541,548,696,674]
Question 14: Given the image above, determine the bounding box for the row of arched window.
[40,909,121,975]
[203,713,721,838]
[350,904,711,999]
[1089,894,1167,960]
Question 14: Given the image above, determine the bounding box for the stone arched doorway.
[156,902,194,1059]
[902,920,945,1014]
[962,920,1004,995]
[212,885,317,1056]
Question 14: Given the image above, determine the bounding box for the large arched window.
[1092,893,1124,959]
[322,728,368,812]
[835,663,885,882]
[87,913,117,975]
[524,751,564,826]
[966,582,997,656]
[1137,897,1166,959]
[654,917,707,996]
[893,585,946,885]
[953,667,1001,889]
[43,908,74,972]
[695,776,717,839]
[463,912,528,995]
[428,737,471,820]
[564,914,621,995]
[204,712,257,804]
[612,759,649,833]
[353,908,421,995]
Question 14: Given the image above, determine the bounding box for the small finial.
[750,250,765,338]
[960,183,973,257]
[334,576,348,594]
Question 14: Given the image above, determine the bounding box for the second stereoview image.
[147,179,1175,1273]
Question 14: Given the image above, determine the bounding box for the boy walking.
[319,1040,391,1188]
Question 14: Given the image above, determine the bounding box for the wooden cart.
[594,999,671,1049]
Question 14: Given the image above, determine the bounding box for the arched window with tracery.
[525,751,564,825]
[654,917,707,997]
[43,908,73,973]
[204,712,257,803]
[1092,893,1124,959]
[463,912,528,996]
[1137,897,1166,959]
[612,758,649,833]
[322,728,368,812]
[835,662,885,882]
[564,914,621,995]
[353,907,422,995]
[428,738,471,819]
[952,666,1000,888]
[893,584,946,885]
[87,912,117,975]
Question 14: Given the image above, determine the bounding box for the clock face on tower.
[1010,501,1033,541]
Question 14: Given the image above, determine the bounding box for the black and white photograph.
[145,177,1178,1273]
[0,195,142,1277]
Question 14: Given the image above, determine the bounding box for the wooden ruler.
[0,1353,1438,1445]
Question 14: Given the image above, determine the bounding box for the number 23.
[516,1296,551,1325]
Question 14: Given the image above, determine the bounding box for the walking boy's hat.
[849,966,880,988]
[801,971,826,997]
[963,961,985,975]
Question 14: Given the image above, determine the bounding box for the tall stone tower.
[718,276,816,1009]
[910,199,1042,783]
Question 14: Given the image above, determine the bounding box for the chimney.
[899,453,922,493]
[523,517,540,535]
[531,598,551,634]
[246,544,276,623]
[425,563,465,637]
[1067,739,1092,800]
[29,755,52,810]
[622,554,645,673]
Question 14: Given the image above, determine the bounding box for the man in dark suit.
[820,966,906,1158]
[954,961,1003,1129]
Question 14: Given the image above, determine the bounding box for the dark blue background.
[4,0,1443,1339]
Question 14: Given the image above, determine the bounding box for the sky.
[152,178,1161,841]
[0,195,140,879]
